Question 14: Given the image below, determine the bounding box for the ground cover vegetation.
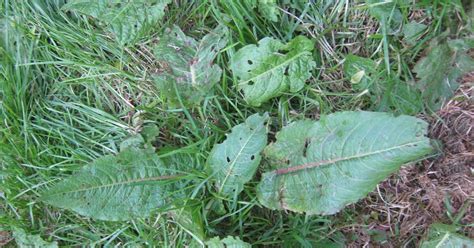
[0,0,473,247]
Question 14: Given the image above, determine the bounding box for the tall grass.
[0,0,470,246]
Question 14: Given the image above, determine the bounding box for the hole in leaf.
[247,60,253,65]
[303,139,310,157]
[277,49,288,55]
[226,157,231,163]
[284,67,289,76]
[251,155,255,160]
[248,81,254,86]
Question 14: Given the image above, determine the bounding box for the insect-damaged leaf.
[207,113,268,198]
[414,38,474,110]
[420,223,474,248]
[63,0,171,45]
[230,36,316,106]
[206,236,251,248]
[41,148,187,221]
[257,111,433,215]
[153,25,228,107]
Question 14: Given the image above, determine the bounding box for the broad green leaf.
[170,204,206,242]
[366,0,403,34]
[403,21,427,45]
[206,236,251,248]
[231,36,316,106]
[414,38,474,110]
[343,55,377,91]
[141,124,160,143]
[387,79,423,115]
[420,223,474,248]
[257,111,433,215]
[258,0,279,22]
[13,227,58,248]
[41,148,186,221]
[63,0,171,45]
[244,0,279,22]
[119,134,145,151]
[153,25,228,107]
[119,124,160,151]
[207,113,269,197]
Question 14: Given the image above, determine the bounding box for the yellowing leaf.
[343,54,377,91]
[350,70,366,85]
[257,111,433,215]
[343,55,424,115]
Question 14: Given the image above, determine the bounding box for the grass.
[1,0,472,247]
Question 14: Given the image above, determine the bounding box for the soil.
[0,231,11,247]
[345,77,473,247]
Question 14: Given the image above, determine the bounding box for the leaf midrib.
[273,140,427,176]
[238,51,311,86]
[218,125,261,193]
[45,174,181,197]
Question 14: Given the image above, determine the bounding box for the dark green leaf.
[367,0,403,34]
[414,38,474,110]
[403,21,427,45]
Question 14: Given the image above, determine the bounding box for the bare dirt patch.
[0,231,12,247]
[344,78,473,247]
